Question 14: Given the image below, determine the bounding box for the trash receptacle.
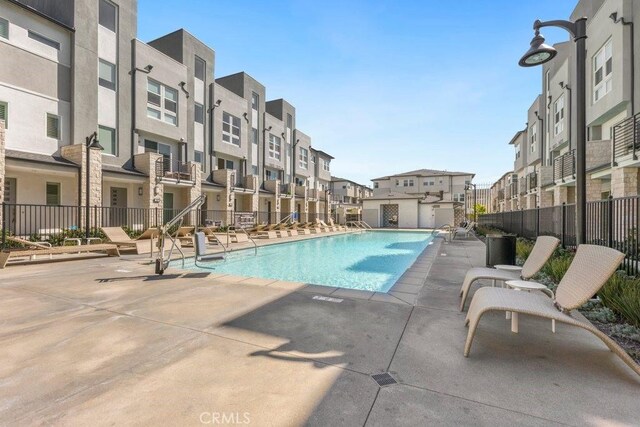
[486,234,516,267]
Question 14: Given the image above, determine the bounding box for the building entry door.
[382,204,399,228]
[110,187,128,226]
[163,192,174,224]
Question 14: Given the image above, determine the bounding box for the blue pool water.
[183,231,433,292]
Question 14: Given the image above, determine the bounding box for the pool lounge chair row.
[459,235,640,377]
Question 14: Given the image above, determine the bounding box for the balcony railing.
[155,157,194,183]
[498,189,505,200]
[295,185,307,197]
[553,149,576,182]
[509,179,518,199]
[319,191,327,201]
[519,178,527,196]
[612,112,640,165]
[527,172,538,192]
[279,183,293,197]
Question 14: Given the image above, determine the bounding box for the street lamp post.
[519,18,587,245]
[85,132,104,239]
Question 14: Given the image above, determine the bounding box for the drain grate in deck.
[371,372,397,387]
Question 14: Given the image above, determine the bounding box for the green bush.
[599,272,640,328]
[541,254,574,284]
[609,324,640,343]
[516,239,534,264]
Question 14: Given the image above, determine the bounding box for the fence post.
[520,209,524,237]
[1,202,5,249]
[607,195,613,248]
[561,203,566,249]
[93,205,98,236]
[535,207,540,238]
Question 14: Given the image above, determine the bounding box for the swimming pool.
[183,231,434,292]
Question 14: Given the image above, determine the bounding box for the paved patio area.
[2,234,639,425]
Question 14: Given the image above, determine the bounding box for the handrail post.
[1,202,6,249]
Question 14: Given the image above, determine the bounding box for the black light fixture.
[519,17,588,244]
[519,29,557,67]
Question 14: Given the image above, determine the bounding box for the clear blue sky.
[138,0,576,186]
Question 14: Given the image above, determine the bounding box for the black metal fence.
[1,203,336,248]
[479,196,640,274]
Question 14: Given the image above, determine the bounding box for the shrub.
[541,254,573,284]
[516,239,534,264]
[599,272,640,328]
[581,306,618,324]
[609,324,640,343]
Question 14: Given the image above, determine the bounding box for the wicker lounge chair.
[1,243,120,268]
[453,222,475,239]
[463,244,640,377]
[459,235,559,311]
[101,227,170,255]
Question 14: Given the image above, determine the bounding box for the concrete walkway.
[1,235,639,426]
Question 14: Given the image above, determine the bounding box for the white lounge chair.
[454,222,475,239]
[463,244,640,377]
[459,235,560,311]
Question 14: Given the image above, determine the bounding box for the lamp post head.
[519,30,557,67]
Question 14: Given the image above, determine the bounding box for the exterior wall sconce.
[138,187,143,196]
[216,194,221,202]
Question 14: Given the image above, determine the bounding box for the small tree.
[474,204,487,215]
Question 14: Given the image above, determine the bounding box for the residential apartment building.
[330,177,373,223]
[363,169,474,228]
[0,0,335,231]
[491,0,640,210]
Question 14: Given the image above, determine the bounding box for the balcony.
[155,157,195,184]
[527,172,537,192]
[498,189,505,200]
[612,112,640,166]
[553,150,576,183]
[508,178,518,199]
[319,191,327,201]
[280,183,294,198]
[519,178,527,196]
[231,174,258,192]
[295,185,307,198]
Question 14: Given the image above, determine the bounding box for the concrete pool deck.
[1,234,639,425]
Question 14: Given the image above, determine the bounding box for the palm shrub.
[599,272,640,328]
[541,254,573,284]
[516,239,534,264]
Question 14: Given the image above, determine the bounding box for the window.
[194,103,204,124]
[194,150,204,170]
[252,128,258,145]
[217,158,234,170]
[395,179,399,186]
[0,17,8,39]
[311,155,316,164]
[266,169,277,180]
[424,179,434,186]
[529,124,537,152]
[299,147,308,169]
[251,165,258,175]
[46,113,60,139]
[143,139,171,158]
[98,125,116,155]
[98,59,116,90]
[147,80,178,126]
[251,92,259,110]
[286,113,293,130]
[322,159,330,172]
[515,144,521,159]
[453,193,465,202]
[402,179,414,187]
[28,30,60,50]
[222,112,241,146]
[0,101,7,128]
[99,0,117,32]
[554,95,565,135]
[268,134,281,160]
[194,56,205,80]
[46,182,60,206]
[593,39,613,103]
[374,182,379,189]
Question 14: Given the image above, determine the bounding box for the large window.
[593,39,613,103]
[99,0,117,32]
[251,92,259,110]
[403,179,414,187]
[28,30,59,50]
[0,17,8,39]
[217,158,234,170]
[98,125,117,155]
[194,150,204,170]
[266,169,278,181]
[252,128,258,145]
[299,147,308,169]
[554,94,565,136]
[269,134,281,160]
[194,103,204,124]
[529,124,537,153]
[46,182,60,206]
[0,101,7,128]
[286,113,293,130]
[98,59,116,90]
[46,113,60,139]
[147,80,178,126]
[515,144,521,159]
[222,112,241,146]
[322,158,330,172]
[453,193,465,202]
[143,139,171,159]
[194,56,205,80]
